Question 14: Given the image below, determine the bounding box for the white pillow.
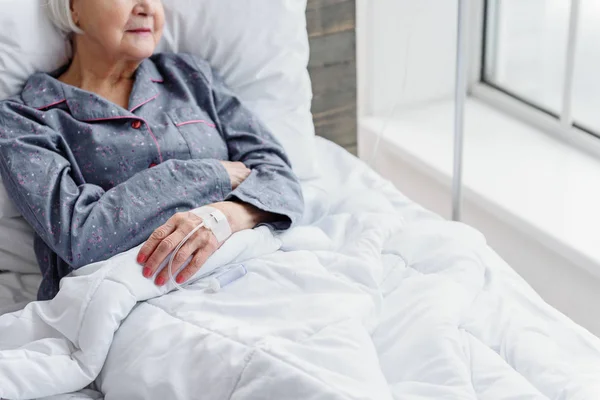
[0,1,72,102]
[0,0,317,181]
[0,217,39,274]
[157,0,317,179]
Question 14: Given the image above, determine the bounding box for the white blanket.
[1,138,600,400]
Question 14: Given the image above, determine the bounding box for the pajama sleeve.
[191,58,305,230]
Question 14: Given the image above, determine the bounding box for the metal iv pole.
[452,0,468,221]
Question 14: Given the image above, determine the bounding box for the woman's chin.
[122,40,157,60]
[123,47,156,61]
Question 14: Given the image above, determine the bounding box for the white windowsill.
[360,98,600,279]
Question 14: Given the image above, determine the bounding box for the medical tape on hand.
[190,206,232,243]
[167,207,232,291]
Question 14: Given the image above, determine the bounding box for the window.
[481,0,600,136]
[572,0,600,133]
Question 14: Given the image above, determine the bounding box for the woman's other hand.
[220,161,251,190]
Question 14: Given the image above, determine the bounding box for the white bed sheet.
[1,137,600,400]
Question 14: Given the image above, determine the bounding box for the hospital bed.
[3,136,600,399]
[1,1,600,399]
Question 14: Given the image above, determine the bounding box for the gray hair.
[46,0,84,35]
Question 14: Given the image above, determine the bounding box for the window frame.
[467,0,600,160]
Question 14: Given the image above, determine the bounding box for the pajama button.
[131,120,142,129]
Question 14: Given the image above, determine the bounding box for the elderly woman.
[0,0,303,300]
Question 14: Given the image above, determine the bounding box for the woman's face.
[71,0,164,61]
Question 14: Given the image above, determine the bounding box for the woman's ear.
[70,0,79,26]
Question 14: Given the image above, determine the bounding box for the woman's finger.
[143,229,188,282]
[137,213,182,264]
[154,230,206,286]
[175,232,219,285]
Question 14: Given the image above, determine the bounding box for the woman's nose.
[133,0,155,16]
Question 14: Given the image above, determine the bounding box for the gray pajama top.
[0,53,304,300]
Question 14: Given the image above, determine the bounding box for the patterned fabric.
[0,53,304,300]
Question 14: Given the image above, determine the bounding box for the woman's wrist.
[211,201,276,233]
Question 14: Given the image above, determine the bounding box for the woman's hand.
[137,201,277,286]
[220,161,251,190]
[137,211,220,286]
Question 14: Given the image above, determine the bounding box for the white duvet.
[1,138,600,400]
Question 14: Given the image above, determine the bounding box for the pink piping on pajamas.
[129,93,159,113]
[176,120,216,128]
[36,99,67,110]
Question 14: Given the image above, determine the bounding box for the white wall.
[357,0,459,117]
